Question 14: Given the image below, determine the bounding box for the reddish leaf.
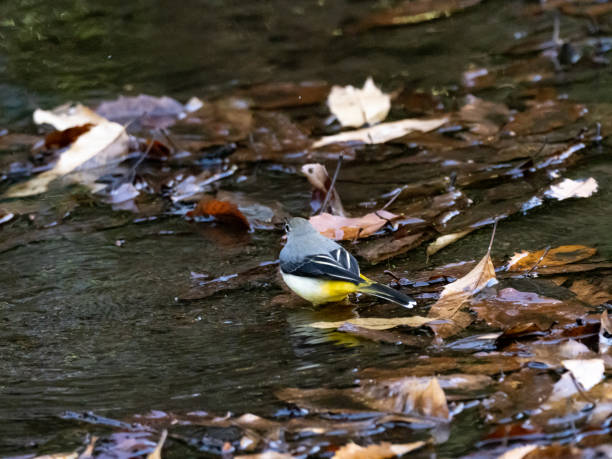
[187,199,250,230]
[44,123,94,149]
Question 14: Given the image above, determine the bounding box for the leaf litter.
[5,6,612,455]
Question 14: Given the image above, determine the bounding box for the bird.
[279,217,416,308]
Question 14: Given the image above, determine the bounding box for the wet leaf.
[359,377,451,420]
[496,445,537,459]
[427,246,497,338]
[471,288,589,331]
[336,322,430,345]
[178,262,279,301]
[332,441,425,459]
[347,0,483,33]
[547,358,604,402]
[503,100,587,136]
[310,316,432,331]
[544,177,598,201]
[239,80,330,109]
[457,95,512,138]
[426,229,474,257]
[171,98,253,151]
[96,94,185,129]
[309,210,399,240]
[301,163,346,216]
[44,123,94,149]
[187,198,251,230]
[357,231,430,264]
[236,452,294,459]
[328,77,391,128]
[6,104,129,197]
[568,278,612,306]
[312,117,447,148]
[506,245,597,272]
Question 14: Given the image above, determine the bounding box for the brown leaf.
[506,245,597,272]
[187,198,251,230]
[309,210,399,240]
[359,377,451,420]
[332,441,425,459]
[569,279,612,306]
[336,322,431,346]
[178,262,279,301]
[503,100,587,136]
[44,123,94,149]
[427,248,497,338]
[472,288,590,331]
[347,0,483,33]
[301,163,346,216]
[171,98,253,151]
[357,231,429,264]
[457,95,512,138]
[239,81,330,109]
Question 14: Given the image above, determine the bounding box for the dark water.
[1,0,612,457]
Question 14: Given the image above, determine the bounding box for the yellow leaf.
[310,316,432,330]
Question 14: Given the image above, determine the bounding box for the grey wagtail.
[279,217,416,307]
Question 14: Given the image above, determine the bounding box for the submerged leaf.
[506,245,597,272]
[187,199,251,229]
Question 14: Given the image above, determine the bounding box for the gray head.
[285,217,319,237]
[281,217,340,261]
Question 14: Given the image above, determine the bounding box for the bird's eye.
[284,223,290,232]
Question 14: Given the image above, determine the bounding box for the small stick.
[382,185,406,210]
[525,245,550,276]
[487,219,499,256]
[318,154,343,215]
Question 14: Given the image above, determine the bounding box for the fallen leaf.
[458,95,512,138]
[44,123,94,149]
[568,278,612,306]
[235,452,294,459]
[310,316,432,331]
[328,77,391,128]
[472,288,590,331]
[171,98,253,151]
[146,429,167,459]
[426,229,474,257]
[96,94,185,129]
[547,358,604,402]
[503,101,587,136]
[427,242,497,338]
[309,210,399,240]
[357,231,430,264]
[332,441,425,459]
[506,245,597,272]
[336,322,431,346]
[312,117,448,148]
[544,177,598,201]
[359,377,451,420]
[240,80,330,109]
[347,0,483,33]
[301,163,346,216]
[187,198,250,229]
[6,104,129,197]
[496,445,538,459]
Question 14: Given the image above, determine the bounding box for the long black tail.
[358,281,416,308]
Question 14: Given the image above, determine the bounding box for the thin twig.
[487,218,498,256]
[160,127,180,153]
[525,245,550,276]
[568,371,597,405]
[382,186,406,210]
[318,154,343,215]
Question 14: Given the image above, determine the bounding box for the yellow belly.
[281,272,358,305]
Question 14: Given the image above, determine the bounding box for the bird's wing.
[281,247,362,284]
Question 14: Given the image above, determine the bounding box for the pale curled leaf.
[544,177,598,201]
[6,106,129,197]
[301,163,346,216]
[33,103,106,130]
[427,249,497,338]
[309,211,398,240]
[312,117,447,148]
[548,359,605,402]
[310,316,432,330]
[426,229,474,257]
[332,441,425,459]
[328,77,391,128]
[147,429,167,459]
[496,445,538,459]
